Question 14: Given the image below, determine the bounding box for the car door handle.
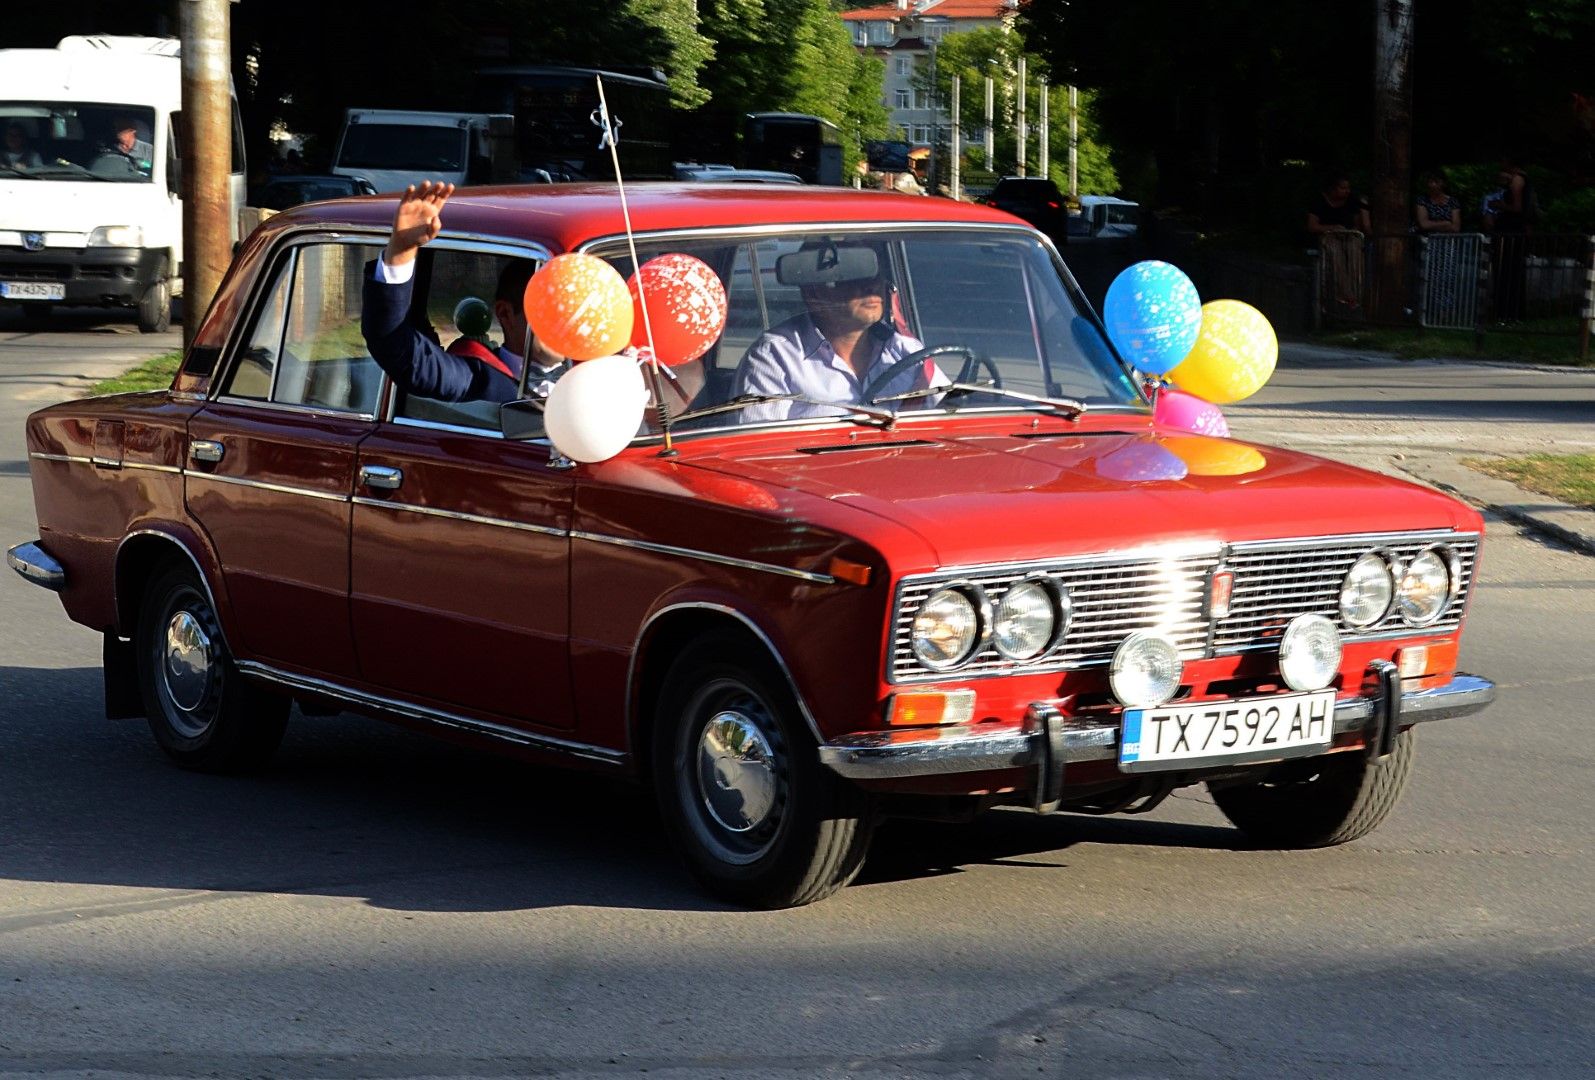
[189,440,224,464]
[358,464,404,491]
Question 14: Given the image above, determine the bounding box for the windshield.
[595,227,1143,437]
[336,124,466,172]
[0,102,156,182]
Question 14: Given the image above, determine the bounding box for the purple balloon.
[1095,441,1190,483]
[1154,388,1231,437]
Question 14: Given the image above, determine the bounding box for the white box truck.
[330,109,512,194]
[0,35,246,332]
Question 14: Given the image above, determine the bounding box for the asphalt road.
[1,318,1591,1078]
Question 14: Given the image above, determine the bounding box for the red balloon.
[628,254,729,367]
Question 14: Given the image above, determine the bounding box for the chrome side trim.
[186,472,350,503]
[7,540,65,591]
[818,672,1496,780]
[113,529,225,636]
[27,453,181,476]
[390,415,508,440]
[624,602,827,751]
[211,395,378,422]
[351,496,566,537]
[571,531,835,584]
[233,660,625,767]
[123,461,184,475]
[28,452,94,465]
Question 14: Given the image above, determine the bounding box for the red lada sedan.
[9,184,1494,907]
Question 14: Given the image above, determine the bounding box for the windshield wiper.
[671,392,899,428]
[872,382,1088,418]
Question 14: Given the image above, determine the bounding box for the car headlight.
[87,225,144,247]
[992,577,1066,661]
[1110,630,1183,708]
[1339,551,1395,629]
[1279,614,1342,692]
[910,584,987,670]
[1397,546,1455,625]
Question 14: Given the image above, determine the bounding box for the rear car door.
[187,236,387,679]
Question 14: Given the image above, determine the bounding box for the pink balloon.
[1154,388,1230,437]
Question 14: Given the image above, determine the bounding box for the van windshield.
[336,124,466,172]
[0,102,156,182]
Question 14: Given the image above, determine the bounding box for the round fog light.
[1110,631,1183,709]
[1279,614,1342,692]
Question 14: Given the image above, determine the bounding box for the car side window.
[217,254,291,400]
[270,241,386,415]
[393,248,528,433]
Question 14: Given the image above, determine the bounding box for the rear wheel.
[1208,731,1415,847]
[652,633,873,908]
[135,561,288,772]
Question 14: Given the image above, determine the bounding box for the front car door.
[347,240,578,732]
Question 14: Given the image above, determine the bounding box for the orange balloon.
[1160,435,1268,477]
[523,253,634,361]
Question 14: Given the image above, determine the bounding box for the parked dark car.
[984,176,1068,242]
[250,174,377,211]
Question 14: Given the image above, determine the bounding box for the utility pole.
[180,0,234,345]
[984,75,995,172]
[1016,56,1027,177]
[1373,0,1415,321]
[1038,78,1049,178]
[950,74,961,200]
[1067,84,1079,197]
[926,40,938,195]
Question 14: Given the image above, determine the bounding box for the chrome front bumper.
[819,669,1496,787]
[7,540,65,591]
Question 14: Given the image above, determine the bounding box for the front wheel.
[1208,730,1415,848]
[136,274,171,334]
[136,561,288,772]
[652,634,873,908]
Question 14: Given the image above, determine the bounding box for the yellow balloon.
[1168,299,1277,404]
[1161,436,1268,476]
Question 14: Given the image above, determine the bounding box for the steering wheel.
[862,344,1002,402]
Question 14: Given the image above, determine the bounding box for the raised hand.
[384,180,455,267]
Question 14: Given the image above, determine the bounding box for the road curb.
[1398,456,1595,557]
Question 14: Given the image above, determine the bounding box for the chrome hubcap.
[696,710,778,834]
[163,610,213,714]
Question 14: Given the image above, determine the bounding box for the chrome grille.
[888,531,1479,683]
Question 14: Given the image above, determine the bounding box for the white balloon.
[543,354,648,463]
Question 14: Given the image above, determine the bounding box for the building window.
[895,57,913,77]
[894,89,911,109]
[869,23,892,44]
[915,90,930,110]
[913,125,932,144]
[854,28,867,46]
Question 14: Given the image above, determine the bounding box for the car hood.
[677,425,1478,569]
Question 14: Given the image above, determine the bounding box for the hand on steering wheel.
[862,344,1002,402]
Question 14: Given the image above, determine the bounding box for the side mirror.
[167,157,182,195]
[499,398,546,441]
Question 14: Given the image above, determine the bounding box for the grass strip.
[1312,326,1592,366]
[1464,453,1595,510]
[86,350,183,396]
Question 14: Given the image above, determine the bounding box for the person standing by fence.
[1308,173,1371,313]
[1491,159,1533,321]
[1414,172,1461,233]
[1414,172,1464,319]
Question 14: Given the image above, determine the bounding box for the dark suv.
[984,176,1067,243]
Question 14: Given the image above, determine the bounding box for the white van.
[0,35,246,332]
[330,109,509,194]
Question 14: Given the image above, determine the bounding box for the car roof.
[262,182,1022,252]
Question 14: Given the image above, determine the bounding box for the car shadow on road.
[2,665,1247,912]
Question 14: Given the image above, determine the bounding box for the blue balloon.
[1102,261,1202,376]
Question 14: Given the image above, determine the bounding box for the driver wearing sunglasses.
[731,241,949,423]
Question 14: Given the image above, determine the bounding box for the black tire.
[652,633,873,909]
[135,561,288,772]
[1208,730,1415,848]
[136,274,171,334]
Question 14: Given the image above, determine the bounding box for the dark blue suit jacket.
[361,263,522,403]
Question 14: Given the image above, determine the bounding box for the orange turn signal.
[827,556,872,586]
[884,689,976,728]
[1397,640,1458,679]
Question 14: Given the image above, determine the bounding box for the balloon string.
[594,75,671,455]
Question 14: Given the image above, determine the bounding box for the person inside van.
[108,116,153,173]
[2,122,43,170]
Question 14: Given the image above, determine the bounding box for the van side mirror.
[167,157,182,195]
